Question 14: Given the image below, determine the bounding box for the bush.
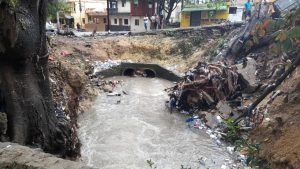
[190,36,204,46]
[177,41,193,57]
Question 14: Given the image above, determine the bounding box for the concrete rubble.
[0,142,94,169]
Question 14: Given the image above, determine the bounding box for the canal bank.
[78,76,233,169]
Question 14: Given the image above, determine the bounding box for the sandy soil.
[250,67,300,169]
[49,34,219,73]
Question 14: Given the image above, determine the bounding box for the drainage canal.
[123,68,156,78]
[78,76,230,169]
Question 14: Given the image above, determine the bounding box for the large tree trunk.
[165,0,178,24]
[222,1,270,61]
[165,2,174,24]
[0,1,78,157]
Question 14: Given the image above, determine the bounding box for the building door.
[119,18,123,26]
[190,11,201,27]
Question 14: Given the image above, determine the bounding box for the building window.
[73,3,76,12]
[122,0,126,7]
[229,7,237,14]
[135,19,139,26]
[82,18,86,24]
[114,18,117,24]
[134,0,138,6]
[96,18,99,24]
[124,19,129,25]
[208,10,216,18]
[148,0,152,8]
[88,16,92,22]
[103,18,107,23]
[111,1,117,8]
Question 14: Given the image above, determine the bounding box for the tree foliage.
[163,0,181,23]
[0,0,18,7]
[244,6,300,54]
[48,0,71,20]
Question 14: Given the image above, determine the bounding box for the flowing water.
[78,76,231,169]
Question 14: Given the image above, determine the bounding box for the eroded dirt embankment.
[45,28,234,159]
[250,69,300,169]
[49,28,231,73]
[45,16,300,168]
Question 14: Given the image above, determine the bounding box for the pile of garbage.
[165,60,248,118]
[91,59,134,75]
[91,60,122,75]
[164,59,265,168]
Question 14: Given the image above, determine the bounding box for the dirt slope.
[250,69,300,169]
[49,31,225,73]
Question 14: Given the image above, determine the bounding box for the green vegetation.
[190,36,204,46]
[223,118,240,143]
[180,165,192,169]
[208,38,224,61]
[48,0,71,20]
[0,0,19,12]
[184,0,227,9]
[223,119,271,168]
[244,7,300,54]
[146,159,157,169]
[178,40,193,57]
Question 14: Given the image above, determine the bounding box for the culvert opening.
[144,69,156,78]
[123,68,135,76]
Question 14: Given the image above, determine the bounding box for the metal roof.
[182,6,228,12]
[274,0,300,13]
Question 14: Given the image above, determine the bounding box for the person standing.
[76,23,80,30]
[155,15,160,29]
[143,16,148,31]
[150,15,155,30]
[153,14,158,30]
[244,0,253,20]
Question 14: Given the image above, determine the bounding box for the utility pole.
[57,11,60,31]
[107,0,110,31]
[79,0,82,27]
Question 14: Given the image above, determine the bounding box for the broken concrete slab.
[199,111,223,129]
[102,84,113,92]
[216,101,233,119]
[236,57,259,93]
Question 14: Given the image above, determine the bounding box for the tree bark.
[164,0,180,24]
[222,1,270,60]
[0,0,78,157]
[235,52,300,123]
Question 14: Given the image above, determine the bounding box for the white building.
[109,0,132,31]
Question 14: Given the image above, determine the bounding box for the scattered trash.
[198,156,207,165]
[107,93,121,96]
[92,60,123,75]
[226,146,235,154]
[60,50,69,57]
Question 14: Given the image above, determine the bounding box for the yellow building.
[180,2,230,28]
[66,0,107,31]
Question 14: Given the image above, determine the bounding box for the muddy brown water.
[78,76,231,169]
